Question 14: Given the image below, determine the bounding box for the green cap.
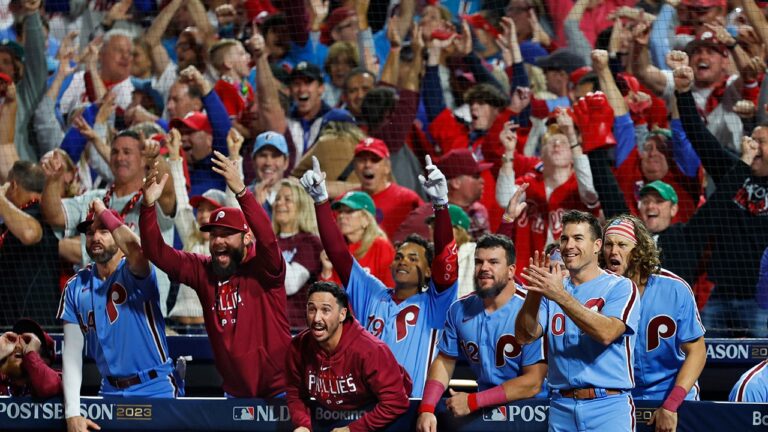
[0,39,24,61]
[425,204,471,232]
[331,191,376,216]
[639,180,678,204]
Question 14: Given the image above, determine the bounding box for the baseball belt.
[559,388,623,400]
[107,369,159,389]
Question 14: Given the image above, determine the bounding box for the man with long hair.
[600,215,706,432]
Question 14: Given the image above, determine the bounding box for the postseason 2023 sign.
[2,397,768,431]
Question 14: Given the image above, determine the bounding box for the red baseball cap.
[436,149,493,179]
[462,14,500,39]
[189,189,227,210]
[354,137,390,159]
[13,318,56,363]
[0,72,11,84]
[321,7,356,45]
[200,207,249,233]
[569,66,593,86]
[685,30,728,57]
[170,111,213,134]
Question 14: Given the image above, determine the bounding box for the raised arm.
[300,157,354,286]
[419,155,457,291]
[0,184,42,245]
[379,15,402,87]
[91,198,150,277]
[247,26,287,134]
[40,151,68,228]
[142,0,183,46]
[210,149,284,279]
[593,50,628,117]
[564,0,596,65]
[630,22,668,96]
[400,24,425,93]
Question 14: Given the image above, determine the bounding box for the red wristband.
[418,379,446,414]
[661,385,687,413]
[98,209,123,232]
[467,393,479,412]
[470,386,507,412]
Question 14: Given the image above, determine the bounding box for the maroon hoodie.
[286,319,413,432]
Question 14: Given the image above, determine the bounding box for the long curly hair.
[600,214,660,286]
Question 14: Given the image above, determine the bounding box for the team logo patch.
[233,406,255,420]
[215,211,226,221]
[482,406,508,421]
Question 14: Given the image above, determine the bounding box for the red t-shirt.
[362,183,424,240]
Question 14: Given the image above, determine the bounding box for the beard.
[211,247,245,279]
[474,278,507,299]
[87,243,119,264]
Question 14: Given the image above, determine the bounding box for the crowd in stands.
[1,0,768,428]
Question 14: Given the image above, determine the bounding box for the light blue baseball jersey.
[633,270,705,400]
[57,259,173,388]
[347,259,458,397]
[730,360,768,402]
[437,287,547,395]
[539,271,640,391]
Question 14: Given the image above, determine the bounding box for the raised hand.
[672,66,693,93]
[90,198,107,217]
[454,20,473,56]
[503,182,529,222]
[73,116,98,141]
[308,0,329,32]
[141,168,169,207]
[104,0,133,26]
[166,128,182,161]
[246,24,266,59]
[21,0,41,15]
[227,128,244,160]
[418,155,449,205]
[0,332,17,360]
[665,50,689,70]
[741,136,760,166]
[510,86,531,113]
[141,135,162,167]
[299,156,329,203]
[632,22,650,46]
[591,49,609,72]
[211,150,246,194]
[573,92,616,153]
[500,121,519,153]
[703,22,736,47]
[387,15,402,49]
[179,66,211,95]
[41,150,66,183]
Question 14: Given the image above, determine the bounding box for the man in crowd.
[42,129,177,316]
[395,149,491,243]
[59,200,177,432]
[601,216,706,431]
[286,282,412,432]
[300,155,458,397]
[139,151,290,398]
[0,318,61,398]
[0,161,59,326]
[416,234,547,432]
[341,68,376,118]
[287,62,330,162]
[352,137,423,239]
[517,210,640,432]
[248,131,290,216]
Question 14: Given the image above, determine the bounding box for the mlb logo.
[482,406,508,421]
[233,406,255,420]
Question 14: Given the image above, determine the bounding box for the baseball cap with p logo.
[200,207,249,233]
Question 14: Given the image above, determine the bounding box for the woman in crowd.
[272,178,323,330]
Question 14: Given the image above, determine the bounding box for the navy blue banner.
[2,397,768,431]
[46,335,768,365]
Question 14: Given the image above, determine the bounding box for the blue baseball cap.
[251,131,289,158]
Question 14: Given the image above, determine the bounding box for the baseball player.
[601,215,706,432]
[287,281,412,432]
[730,359,768,402]
[58,200,177,432]
[517,210,640,432]
[300,156,459,397]
[139,151,291,398]
[416,234,548,432]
